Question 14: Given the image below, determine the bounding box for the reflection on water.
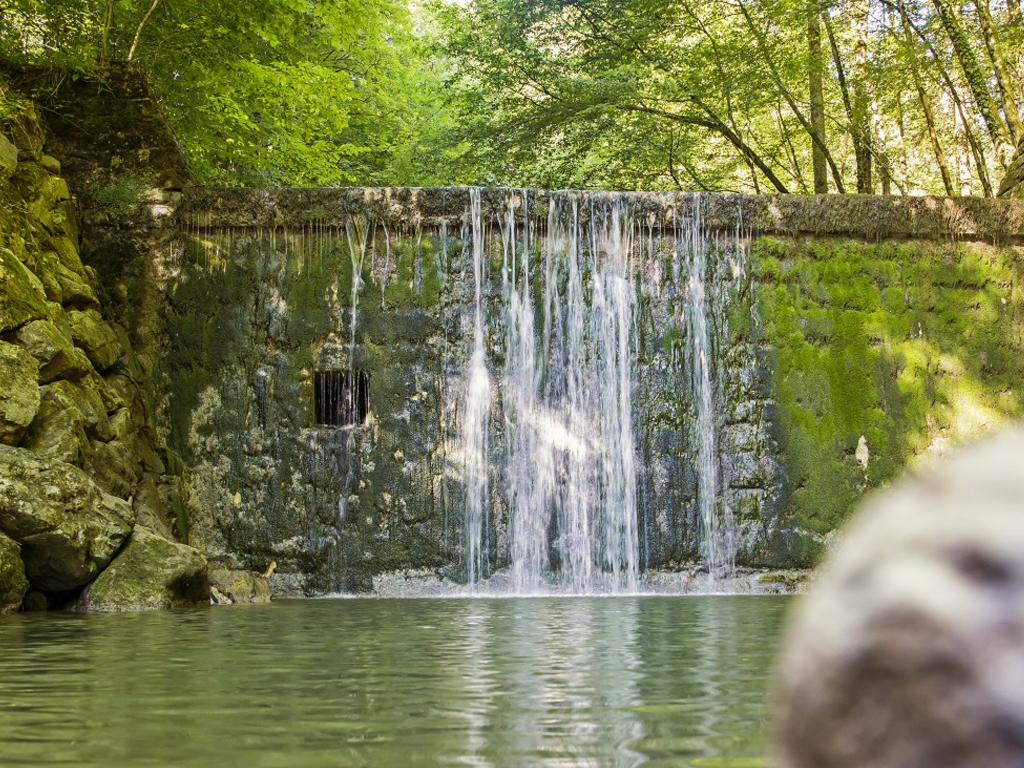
[0,596,790,767]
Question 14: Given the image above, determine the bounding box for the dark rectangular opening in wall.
[314,370,369,427]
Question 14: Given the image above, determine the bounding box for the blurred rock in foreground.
[776,426,1024,768]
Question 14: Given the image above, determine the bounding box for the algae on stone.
[74,528,209,612]
[754,237,1024,563]
[0,246,49,332]
[0,530,29,613]
[209,567,271,604]
[10,318,93,382]
[0,444,134,591]
[0,341,40,445]
[67,308,122,372]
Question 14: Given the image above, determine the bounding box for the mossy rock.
[22,378,111,463]
[0,341,40,445]
[55,260,99,308]
[0,246,49,333]
[754,236,1024,557]
[9,318,93,383]
[5,102,43,157]
[67,309,122,372]
[74,528,209,612]
[0,134,17,180]
[209,568,271,604]
[82,438,140,500]
[0,444,134,591]
[0,530,28,614]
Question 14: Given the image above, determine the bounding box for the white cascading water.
[588,205,639,591]
[465,192,640,593]
[680,200,734,578]
[463,189,492,585]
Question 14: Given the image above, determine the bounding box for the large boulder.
[776,426,1024,768]
[209,568,271,604]
[74,528,209,612]
[67,309,122,372]
[0,531,29,613]
[0,342,40,446]
[0,444,134,591]
[9,319,93,383]
[0,246,49,333]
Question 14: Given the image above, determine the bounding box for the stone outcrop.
[0,69,205,611]
[0,445,133,591]
[74,528,209,612]
[209,568,272,604]
[0,531,29,613]
[776,426,1024,768]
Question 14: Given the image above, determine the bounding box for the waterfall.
[463,189,492,585]
[175,186,752,594]
[464,192,640,593]
[588,205,639,592]
[680,200,734,578]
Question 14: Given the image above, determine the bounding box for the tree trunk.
[99,0,114,65]
[851,0,873,193]
[931,0,1014,166]
[898,0,955,195]
[128,0,162,62]
[738,0,845,191]
[624,102,791,193]
[808,0,828,193]
[971,0,1024,144]
[954,96,974,195]
[957,96,996,196]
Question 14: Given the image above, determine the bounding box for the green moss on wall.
[383,238,445,309]
[756,236,1024,538]
[165,241,257,457]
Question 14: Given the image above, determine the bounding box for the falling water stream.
[462,191,734,592]
[175,189,744,593]
[463,189,492,584]
[680,203,734,578]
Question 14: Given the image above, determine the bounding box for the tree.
[435,0,1021,196]
[0,0,452,186]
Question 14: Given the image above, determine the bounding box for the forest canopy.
[1,0,1022,195]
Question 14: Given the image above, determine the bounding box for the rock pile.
[0,87,208,612]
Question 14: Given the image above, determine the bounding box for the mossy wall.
[163,205,777,590]
[163,225,463,592]
[752,237,1024,564]
[169,189,1024,587]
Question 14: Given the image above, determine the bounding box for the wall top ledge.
[176,187,1024,242]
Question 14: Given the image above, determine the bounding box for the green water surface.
[0,596,792,767]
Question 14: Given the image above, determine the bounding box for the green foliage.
[5,0,1020,193]
[0,0,454,186]
[756,237,1024,534]
[433,0,1022,195]
[93,176,151,217]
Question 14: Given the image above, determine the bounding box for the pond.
[0,596,792,767]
